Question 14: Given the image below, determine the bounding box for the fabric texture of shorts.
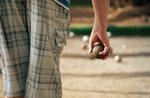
[0,0,70,98]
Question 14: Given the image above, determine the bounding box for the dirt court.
[0,36,150,98]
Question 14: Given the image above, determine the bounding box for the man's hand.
[89,0,111,60]
[89,20,112,60]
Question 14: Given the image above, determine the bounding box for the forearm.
[89,0,111,60]
[92,0,109,33]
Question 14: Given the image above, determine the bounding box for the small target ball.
[92,44,105,59]
[82,35,89,42]
[69,32,75,37]
[107,31,112,37]
[114,55,122,63]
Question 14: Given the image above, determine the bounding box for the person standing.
[0,0,111,98]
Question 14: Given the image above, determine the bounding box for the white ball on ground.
[114,55,122,63]
[69,32,75,37]
[107,31,112,37]
[82,35,89,42]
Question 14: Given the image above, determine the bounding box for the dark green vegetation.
[71,26,150,36]
[70,0,150,7]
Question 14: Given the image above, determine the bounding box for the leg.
[24,0,70,98]
[0,0,30,97]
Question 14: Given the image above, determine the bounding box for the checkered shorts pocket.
[54,3,71,47]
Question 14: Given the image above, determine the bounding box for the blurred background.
[61,0,150,98]
[0,0,150,98]
[70,0,150,35]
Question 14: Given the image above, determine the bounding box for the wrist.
[93,19,108,33]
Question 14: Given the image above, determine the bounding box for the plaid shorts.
[0,0,70,98]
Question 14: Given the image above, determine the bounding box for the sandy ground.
[0,37,150,98]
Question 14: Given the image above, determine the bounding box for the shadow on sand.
[61,52,150,59]
[63,88,150,95]
[62,71,150,79]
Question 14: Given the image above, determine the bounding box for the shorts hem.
[4,90,24,97]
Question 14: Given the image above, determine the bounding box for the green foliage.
[71,0,92,7]
[70,0,150,7]
[71,26,150,36]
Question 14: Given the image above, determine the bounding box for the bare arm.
[89,0,111,60]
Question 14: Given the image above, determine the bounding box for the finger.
[99,45,110,55]
[88,48,93,54]
[102,47,112,60]
[102,48,111,60]
[88,39,94,54]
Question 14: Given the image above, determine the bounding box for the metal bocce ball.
[92,44,105,59]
